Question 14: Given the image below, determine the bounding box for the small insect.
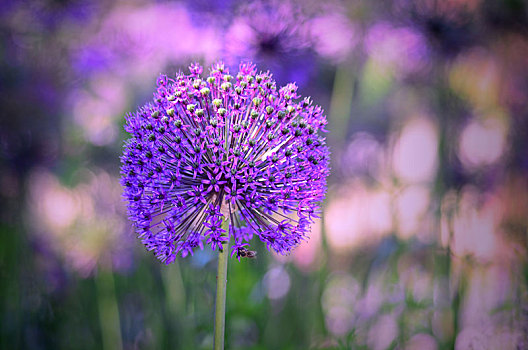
[237,246,257,259]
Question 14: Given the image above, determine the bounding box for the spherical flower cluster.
[120,62,329,264]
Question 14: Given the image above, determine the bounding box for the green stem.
[213,218,230,350]
[161,261,189,348]
[328,64,355,147]
[95,267,123,350]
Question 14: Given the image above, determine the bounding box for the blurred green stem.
[95,267,123,350]
[329,64,355,146]
[161,260,188,347]
[213,218,230,350]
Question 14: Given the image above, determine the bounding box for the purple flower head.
[121,62,330,264]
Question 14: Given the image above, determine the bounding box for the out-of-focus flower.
[324,181,392,253]
[308,7,357,63]
[72,2,219,78]
[263,265,291,300]
[321,273,360,336]
[340,132,386,179]
[121,62,330,263]
[457,116,508,170]
[391,117,439,184]
[69,2,220,145]
[391,0,478,57]
[395,184,432,240]
[367,313,398,350]
[365,22,429,77]
[70,76,128,146]
[449,48,501,111]
[28,170,133,277]
[223,0,314,85]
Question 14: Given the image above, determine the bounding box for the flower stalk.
[95,268,123,350]
[213,218,230,350]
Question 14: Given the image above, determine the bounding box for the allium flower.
[121,62,329,264]
[223,0,314,85]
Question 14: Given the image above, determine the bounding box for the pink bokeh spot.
[396,185,431,239]
[451,187,500,260]
[310,11,357,62]
[458,117,508,169]
[325,182,392,253]
[28,170,133,277]
[392,117,439,184]
[365,22,429,75]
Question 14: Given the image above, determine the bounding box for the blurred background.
[1,0,527,349]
